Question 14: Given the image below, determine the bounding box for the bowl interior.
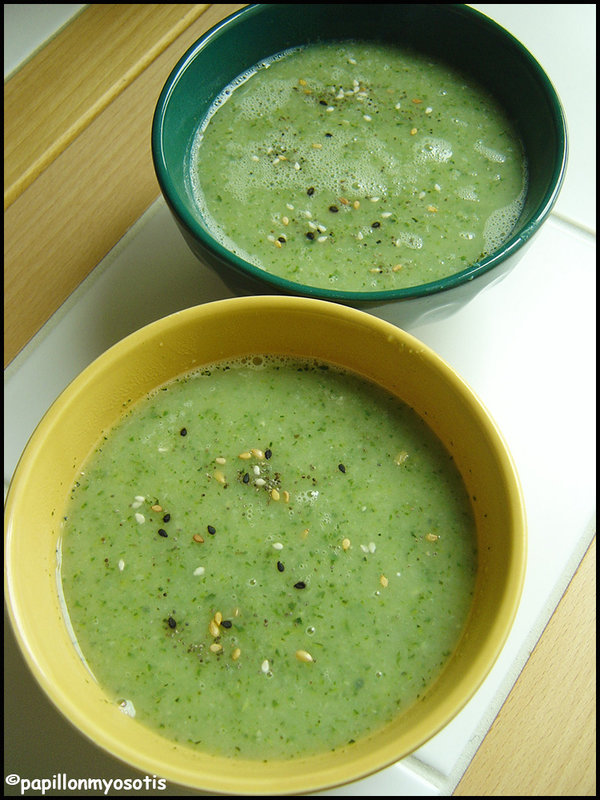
[5,297,526,795]
[152,3,566,301]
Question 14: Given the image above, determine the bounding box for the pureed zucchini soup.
[59,355,478,759]
[189,41,527,292]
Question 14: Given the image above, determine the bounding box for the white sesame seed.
[193,566,205,576]
[158,446,168,453]
[135,495,145,503]
[272,542,284,550]
[395,102,402,110]
[368,542,377,553]
[253,464,261,475]
[363,114,372,121]
[251,155,259,161]
[118,559,125,571]
[348,58,357,65]
[434,183,441,192]
[131,500,143,509]
[255,478,266,487]
[317,235,328,243]
[134,512,145,524]
[261,659,270,673]
[326,106,334,112]
[282,216,289,225]
[370,196,380,202]
[360,544,369,554]
[272,157,280,165]
[215,457,226,465]
[294,162,300,170]
[425,106,433,114]
[381,211,392,218]
[286,203,294,210]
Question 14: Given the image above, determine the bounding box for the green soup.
[190,41,527,292]
[59,356,477,759]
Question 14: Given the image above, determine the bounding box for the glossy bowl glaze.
[4,296,526,795]
[152,3,567,326]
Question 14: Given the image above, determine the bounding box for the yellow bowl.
[4,297,526,795]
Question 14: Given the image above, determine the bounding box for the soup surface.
[190,40,527,292]
[60,356,477,759]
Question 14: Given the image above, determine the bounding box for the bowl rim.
[151,2,568,303]
[4,296,527,794]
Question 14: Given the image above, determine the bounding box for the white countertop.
[4,4,596,796]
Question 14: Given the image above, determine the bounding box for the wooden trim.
[4,4,246,367]
[454,536,596,796]
[4,4,210,210]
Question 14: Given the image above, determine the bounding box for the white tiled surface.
[4,4,596,796]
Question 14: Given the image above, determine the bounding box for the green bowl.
[152,3,567,323]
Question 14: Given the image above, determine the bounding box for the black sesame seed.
[307,187,315,196]
[329,205,339,213]
[371,221,381,228]
[306,231,315,240]
[168,617,177,629]
[162,513,171,523]
[207,525,216,535]
[319,99,328,106]
[265,449,272,459]
[277,561,285,572]
[243,472,250,484]
[180,428,187,436]
[338,463,346,473]
[294,581,306,589]
[221,620,232,629]
[277,236,286,244]
[158,528,168,537]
